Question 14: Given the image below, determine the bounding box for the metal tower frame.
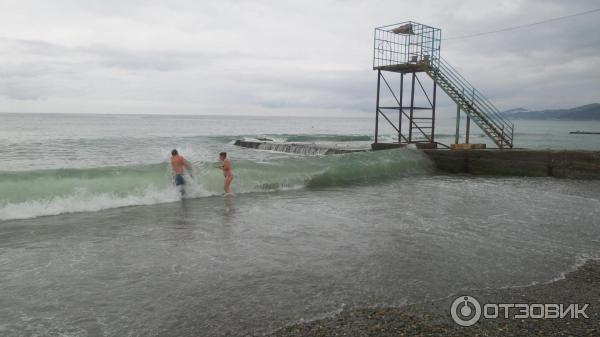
[371,21,514,149]
[374,70,438,147]
[372,21,443,149]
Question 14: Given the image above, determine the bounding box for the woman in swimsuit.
[218,152,234,195]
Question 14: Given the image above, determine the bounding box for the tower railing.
[373,21,441,70]
[429,58,514,147]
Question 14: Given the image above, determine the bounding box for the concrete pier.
[422,149,600,179]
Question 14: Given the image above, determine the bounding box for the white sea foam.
[0,185,212,221]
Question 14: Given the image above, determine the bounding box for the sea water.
[1,113,599,336]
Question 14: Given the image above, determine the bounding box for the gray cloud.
[0,0,598,114]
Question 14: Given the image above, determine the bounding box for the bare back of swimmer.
[170,149,193,195]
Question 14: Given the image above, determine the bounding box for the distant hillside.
[502,104,600,120]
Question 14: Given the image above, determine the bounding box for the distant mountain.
[501,104,600,120]
[502,108,530,115]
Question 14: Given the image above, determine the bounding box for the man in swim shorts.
[218,152,234,195]
[170,149,193,187]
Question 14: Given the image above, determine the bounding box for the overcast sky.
[0,0,598,116]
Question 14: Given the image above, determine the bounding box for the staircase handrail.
[436,58,514,135]
[431,60,513,144]
[437,63,510,139]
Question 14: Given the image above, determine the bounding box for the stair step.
[429,64,514,147]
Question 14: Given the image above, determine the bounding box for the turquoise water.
[1,113,598,220]
[0,113,599,336]
[0,113,428,220]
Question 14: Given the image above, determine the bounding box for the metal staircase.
[427,58,514,148]
[372,21,515,149]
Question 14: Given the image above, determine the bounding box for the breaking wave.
[0,149,431,221]
[211,134,372,144]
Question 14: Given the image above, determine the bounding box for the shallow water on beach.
[1,113,600,336]
[1,176,600,336]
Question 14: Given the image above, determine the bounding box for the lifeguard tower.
[371,21,514,149]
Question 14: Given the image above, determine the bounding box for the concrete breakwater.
[234,140,600,179]
[423,149,600,179]
[233,140,366,155]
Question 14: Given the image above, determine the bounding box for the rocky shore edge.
[265,260,599,337]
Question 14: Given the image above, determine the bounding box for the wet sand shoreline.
[265,260,600,337]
